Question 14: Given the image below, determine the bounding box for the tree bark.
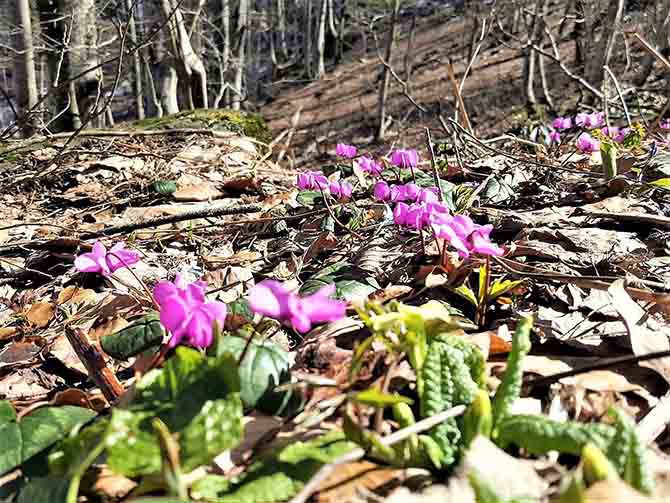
[376,0,401,141]
[587,0,624,93]
[12,0,40,135]
[232,0,249,111]
[159,0,208,110]
[316,0,328,78]
[125,0,145,120]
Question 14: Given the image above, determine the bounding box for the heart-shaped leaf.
[101,312,164,360]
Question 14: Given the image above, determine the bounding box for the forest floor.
[2,100,670,501]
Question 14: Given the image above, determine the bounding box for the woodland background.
[1,0,668,158]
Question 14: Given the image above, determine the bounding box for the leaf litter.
[1,120,670,502]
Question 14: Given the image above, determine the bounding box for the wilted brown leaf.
[25,302,55,328]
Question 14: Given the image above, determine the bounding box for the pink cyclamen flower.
[297,170,329,191]
[403,183,420,200]
[336,143,358,159]
[373,180,391,201]
[552,117,572,130]
[153,274,227,348]
[74,241,141,277]
[601,126,629,143]
[248,280,346,333]
[329,180,353,200]
[575,132,600,153]
[390,149,419,169]
[575,112,605,129]
[549,130,561,144]
[430,213,503,258]
[358,156,383,176]
[660,118,670,130]
[418,187,439,204]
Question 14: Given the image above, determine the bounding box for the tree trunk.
[43,0,102,132]
[587,0,624,93]
[159,0,208,110]
[304,0,313,78]
[221,0,231,107]
[12,0,40,135]
[376,0,401,141]
[316,0,328,78]
[232,0,248,110]
[523,0,543,106]
[125,0,145,120]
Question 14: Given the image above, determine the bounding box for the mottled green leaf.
[0,401,96,477]
[151,180,177,195]
[101,311,164,360]
[180,397,244,472]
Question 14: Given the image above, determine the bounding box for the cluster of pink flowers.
[74,241,141,277]
[552,117,573,130]
[390,149,419,169]
[297,170,328,190]
[390,200,503,258]
[575,132,600,153]
[601,126,629,143]
[358,156,383,175]
[248,280,346,333]
[373,181,438,204]
[575,112,605,129]
[431,213,503,258]
[336,143,358,159]
[297,170,352,200]
[661,118,670,130]
[153,274,228,348]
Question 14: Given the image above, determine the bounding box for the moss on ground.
[125,108,272,144]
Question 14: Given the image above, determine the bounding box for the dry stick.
[604,65,632,128]
[64,327,124,403]
[424,127,444,202]
[289,405,467,503]
[446,60,472,133]
[79,203,264,240]
[447,119,602,177]
[524,349,670,390]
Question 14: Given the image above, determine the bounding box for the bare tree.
[12,0,39,134]
[161,0,208,110]
[125,0,145,120]
[377,0,401,141]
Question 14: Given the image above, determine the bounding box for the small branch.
[64,327,124,403]
[79,203,264,240]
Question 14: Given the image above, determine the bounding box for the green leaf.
[151,180,177,195]
[17,476,69,503]
[48,419,108,475]
[648,177,670,190]
[0,402,21,477]
[106,348,243,477]
[335,278,379,301]
[452,284,478,307]
[180,397,244,472]
[0,401,96,477]
[215,335,298,415]
[212,431,356,503]
[227,298,254,325]
[106,410,162,477]
[488,279,525,301]
[299,276,335,297]
[100,311,164,360]
[296,190,322,207]
[351,387,413,407]
[133,347,240,429]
